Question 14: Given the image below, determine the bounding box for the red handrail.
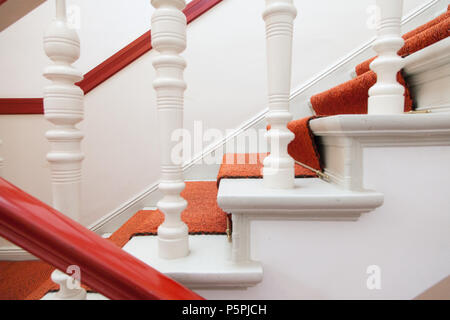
[0,178,204,300]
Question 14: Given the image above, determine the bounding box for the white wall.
[196,145,450,299]
[0,0,441,231]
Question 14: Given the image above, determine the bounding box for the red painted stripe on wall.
[77,31,152,95]
[0,0,223,115]
[0,98,43,115]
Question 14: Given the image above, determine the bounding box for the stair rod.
[294,160,330,182]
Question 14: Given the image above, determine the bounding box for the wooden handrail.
[0,177,204,300]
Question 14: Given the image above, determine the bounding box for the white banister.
[262,0,297,189]
[44,0,85,300]
[368,0,405,114]
[151,0,189,259]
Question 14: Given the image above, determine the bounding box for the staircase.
[0,0,449,300]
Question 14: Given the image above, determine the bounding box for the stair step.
[218,178,383,221]
[122,235,263,289]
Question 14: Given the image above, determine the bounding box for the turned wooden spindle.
[368,0,405,114]
[262,0,297,189]
[151,0,190,259]
[43,0,84,222]
[44,0,86,300]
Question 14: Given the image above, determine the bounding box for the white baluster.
[262,0,297,189]
[368,0,405,114]
[151,0,189,259]
[51,269,87,300]
[44,0,85,300]
[43,0,84,222]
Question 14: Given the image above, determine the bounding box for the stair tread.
[123,235,263,288]
[218,178,383,218]
[310,113,450,136]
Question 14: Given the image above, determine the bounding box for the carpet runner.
[0,261,55,300]
[217,152,317,187]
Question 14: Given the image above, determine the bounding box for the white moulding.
[0,246,38,261]
[310,113,450,140]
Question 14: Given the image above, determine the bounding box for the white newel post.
[151,0,189,259]
[44,0,86,300]
[368,0,405,114]
[262,0,297,189]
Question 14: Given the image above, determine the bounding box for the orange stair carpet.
[0,181,227,300]
[109,181,228,248]
[217,152,318,186]
[0,261,55,300]
[310,71,413,116]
